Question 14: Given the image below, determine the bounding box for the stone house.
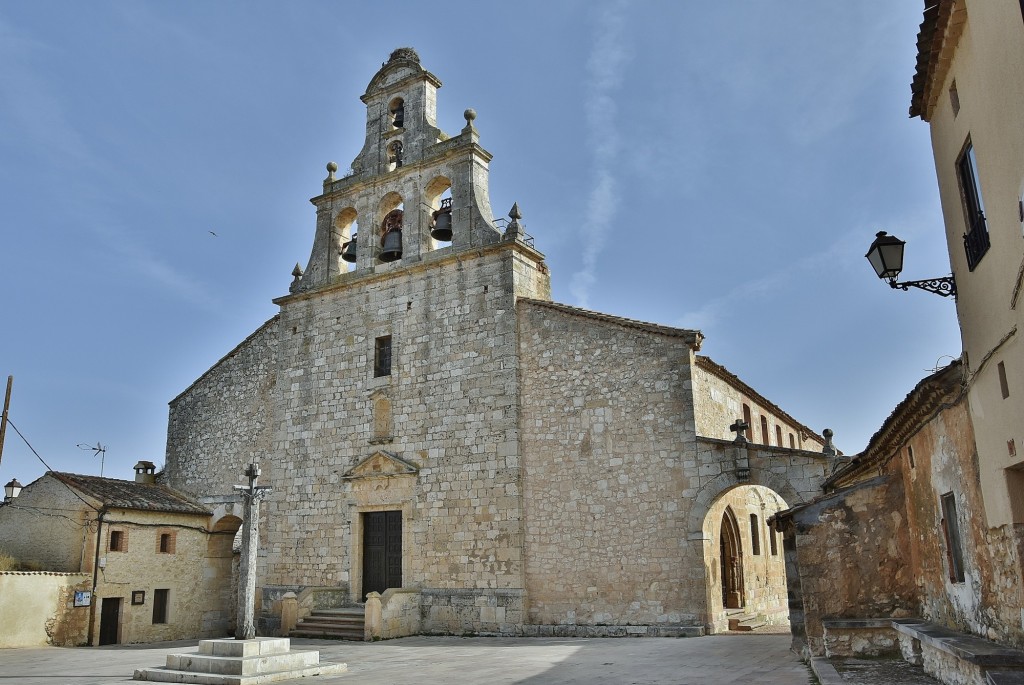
[774,2,1024,683]
[163,48,835,638]
[0,463,235,645]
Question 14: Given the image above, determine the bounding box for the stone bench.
[821,617,901,657]
[893,619,1024,685]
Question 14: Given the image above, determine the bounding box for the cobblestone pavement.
[4,635,814,685]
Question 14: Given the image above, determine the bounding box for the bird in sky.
[209,231,218,237]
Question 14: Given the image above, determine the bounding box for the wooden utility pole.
[0,376,12,469]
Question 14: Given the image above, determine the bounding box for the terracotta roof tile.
[51,472,210,516]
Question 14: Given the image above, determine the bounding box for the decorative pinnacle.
[464,108,477,123]
[509,203,522,221]
[325,161,338,183]
[292,263,303,277]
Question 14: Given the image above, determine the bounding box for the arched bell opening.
[387,140,404,172]
[389,96,405,129]
[377,193,404,263]
[424,176,453,247]
[701,484,790,633]
[334,208,359,271]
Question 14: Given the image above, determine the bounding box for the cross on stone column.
[233,460,272,640]
[730,419,749,444]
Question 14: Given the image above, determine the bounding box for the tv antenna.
[77,442,107,477]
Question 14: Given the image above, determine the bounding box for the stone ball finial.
[326,161,338,173]
[464,108,477,123]
[823,428,833,439]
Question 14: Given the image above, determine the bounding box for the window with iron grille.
[957,141,989,271]
[374,335,392,377]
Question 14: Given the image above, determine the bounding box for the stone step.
[197,638,291,658]
[727,613,766,631]
[290,627,365,640]
[134,661,348,685]
[166,650,320,676]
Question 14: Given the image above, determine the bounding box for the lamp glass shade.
[866,231,905,281]
[4,479,22,499]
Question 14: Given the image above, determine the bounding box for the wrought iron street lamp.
[865,231,957,298]
[4,478,22,501]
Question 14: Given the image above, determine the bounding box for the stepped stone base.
[133,637,348,684]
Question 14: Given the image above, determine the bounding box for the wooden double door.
[362,511,402,600]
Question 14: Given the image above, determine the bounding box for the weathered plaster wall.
[901,397,1024,648]
[785,475,918,656]
[0,572,90,647]
[518,301,700,627]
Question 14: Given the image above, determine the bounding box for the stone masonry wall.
[259,244,549,634]
[786,475,918,656]
[693,362,825,451]
[165,317,279,498]
[518,301,700,627]
[0,476,93,572]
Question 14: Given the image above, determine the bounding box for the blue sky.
[0,2,961,486]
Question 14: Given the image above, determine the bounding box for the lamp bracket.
[889,275,957,298]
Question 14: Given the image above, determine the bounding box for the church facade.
[164,49,833,637]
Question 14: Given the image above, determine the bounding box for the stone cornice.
[273,237,545,306]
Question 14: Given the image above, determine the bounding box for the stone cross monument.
[233,460,272,640]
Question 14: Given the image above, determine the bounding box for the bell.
[379,229,403,262]
[430,208,453,241]
[392,106,404,129]
[341,235,357,263]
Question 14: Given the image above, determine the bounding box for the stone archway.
[700,483,791,633]
[205,508,243,637]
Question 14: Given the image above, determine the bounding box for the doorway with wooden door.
[99,597,121,645]
[362,510,402,601]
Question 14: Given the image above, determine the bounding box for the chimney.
[133,461,156,484]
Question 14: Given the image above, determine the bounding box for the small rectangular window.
[789,433,795,449]
[109,530,125,552]
[940,493,966,583]
[949,80,960,117]
[998,361,1010,399]
[775,425,783,448]
[769,527,778,556]
[749,514,761,555]
[153,589,169,624]
[760,416,770,445]
[907,445,916,469]
[374,335,392,377]
[742,405,753,441]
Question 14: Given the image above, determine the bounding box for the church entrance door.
[720,507,745,609]
[362,510,402,600]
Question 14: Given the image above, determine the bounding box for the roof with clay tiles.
[50,472,210,516]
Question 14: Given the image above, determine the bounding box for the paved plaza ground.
[1,634,940,685]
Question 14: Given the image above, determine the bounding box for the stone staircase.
[726,608,767,632]
[290,606,366,640]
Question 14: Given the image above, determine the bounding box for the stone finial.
[325,161,338,183]
[504,203,526,241]
[386,47,420,65]
[821,428,837,457]
[289,263,304,293]
[463,108,477,133]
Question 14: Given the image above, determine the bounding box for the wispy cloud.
[569,0,631,308]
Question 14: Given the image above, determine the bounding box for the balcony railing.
[963,211,990,271]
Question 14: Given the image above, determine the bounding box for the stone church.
[164,48,836,638]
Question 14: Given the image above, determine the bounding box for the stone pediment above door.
[341,451,419,481]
